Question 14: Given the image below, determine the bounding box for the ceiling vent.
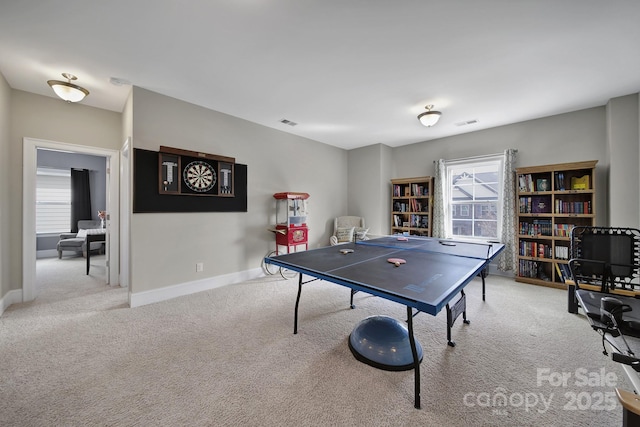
[455,119,479,127]
[279,118,298,127]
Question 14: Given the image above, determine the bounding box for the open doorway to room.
[34,149,109,302]
[22,137,123,304]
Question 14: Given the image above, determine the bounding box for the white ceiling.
[1,1,639,150]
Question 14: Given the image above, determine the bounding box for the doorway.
[22,137,122,302]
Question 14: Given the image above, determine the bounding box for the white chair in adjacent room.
[329,216,369,246]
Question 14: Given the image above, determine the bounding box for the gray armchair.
[57,220,103,258]
[329,216,369,246]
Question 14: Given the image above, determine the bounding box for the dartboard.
[183,160,216,192]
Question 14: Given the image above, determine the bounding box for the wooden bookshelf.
[515,160,597,289]
[391,176,433,236]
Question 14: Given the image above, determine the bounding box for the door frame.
[22,137,121,301]
[119,137,131,290]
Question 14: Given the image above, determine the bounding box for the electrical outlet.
[196,262,204,272]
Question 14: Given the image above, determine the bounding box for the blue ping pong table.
[264,235,504,409]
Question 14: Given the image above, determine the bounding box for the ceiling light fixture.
[417,104,441,127]
[47,73,89,103]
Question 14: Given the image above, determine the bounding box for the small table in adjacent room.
[85,229,106,275]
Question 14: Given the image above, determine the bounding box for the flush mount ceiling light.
[47,73,89,103]
[417,104,442,127]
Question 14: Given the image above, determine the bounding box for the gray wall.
[36,150,107,252]
[607,94,640,227]
[129,87,348,294]
[0,73,10,301]
[389,107,609,229]
[347,143,392,237]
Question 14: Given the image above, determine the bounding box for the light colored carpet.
[0,256,630,426]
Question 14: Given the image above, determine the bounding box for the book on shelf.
[555,172,566,191]
[394,184,412,197]
[395,202,413,212]
[519,241,552,258]
[518,175,527,192]
[518,259,540,279]
[560,263,573,281]
[518,174,536,192]
[518,174,534,192]
[411,183,428,196]
[536,179,549,191]
[531,196,551,213]
[519,219,552,236]
[555,200,591,214]
[555,263,565,283]
[554,245,569,260]
[571,175,590,190]
[554,223,574,237]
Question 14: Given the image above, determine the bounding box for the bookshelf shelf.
[515,160,597,289]
[391,176,433,237]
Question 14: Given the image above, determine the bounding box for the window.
[36,168,71,233]
[445,155,504,240]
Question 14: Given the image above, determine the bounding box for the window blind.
[36,168,71,233]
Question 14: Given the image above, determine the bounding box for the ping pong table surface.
[266,235,503,315]
[264,235,504,409]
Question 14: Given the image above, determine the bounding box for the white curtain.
[432,159,446,238]
[498,148,517,271]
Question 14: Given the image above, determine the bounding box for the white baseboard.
[129,267,265,308]
[488,264,515,278]
[37,249,59,259]
[0,289,24,317]
[127,264,512,308]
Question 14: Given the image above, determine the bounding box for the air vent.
[455,119,479,127]
[279,118,298,127]
[109,77,131,86]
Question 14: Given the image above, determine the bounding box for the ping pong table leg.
[406,306,421,409]
[350,289,358,309]
[481,267,487,301]
[446,290,469,347]
[446,305,454,347]
[294,274,303,334]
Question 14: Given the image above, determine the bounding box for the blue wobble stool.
[348,315,423,371]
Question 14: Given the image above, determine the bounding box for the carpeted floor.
[0,256,630,426]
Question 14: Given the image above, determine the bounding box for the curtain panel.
[432,159,446,238]
[498,148,517,272]
[70,168,92,232]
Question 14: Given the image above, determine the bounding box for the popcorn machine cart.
[271,192,309,255]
